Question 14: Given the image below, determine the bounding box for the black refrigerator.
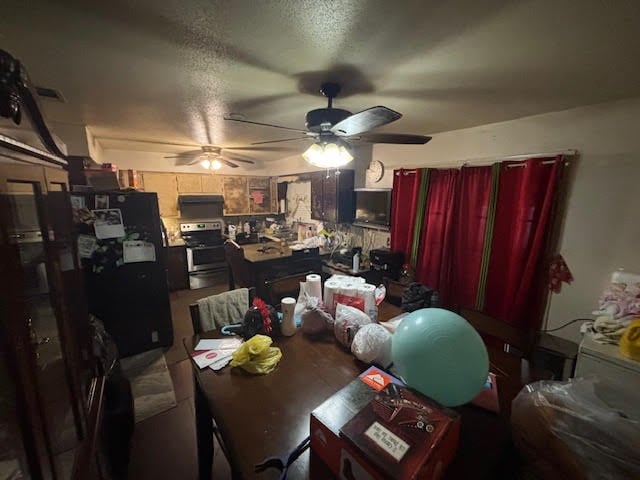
[72,190,173,357]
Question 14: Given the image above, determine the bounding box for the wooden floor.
[127,283,232,480]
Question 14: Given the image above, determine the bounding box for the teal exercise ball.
[391,308,489,407]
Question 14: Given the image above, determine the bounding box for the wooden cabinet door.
[249,177,271,214]
[201,174,223,194]
[140,173,178,217]
[43,166,69,192]
[222,176,249,215]
[322,174,338,223]
[176,174,202,193]
[310,172,324,221]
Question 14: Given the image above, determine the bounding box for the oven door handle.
[186,248,194,271]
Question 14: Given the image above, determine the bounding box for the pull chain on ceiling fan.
[224,82,432,168]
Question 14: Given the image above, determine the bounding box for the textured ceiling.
[2,0,640,161]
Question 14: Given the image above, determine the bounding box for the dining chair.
[264,270,315,309]
[224,239,252,291]
[188,286,255,475]
[458,307,538,384]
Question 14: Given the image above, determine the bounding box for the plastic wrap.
[334,303,372,348]
[511,377,640,480]
[351,323,392,367]
[298,293,333,335]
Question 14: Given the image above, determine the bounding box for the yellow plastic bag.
[230,334,282,374]
[620,318,640,362]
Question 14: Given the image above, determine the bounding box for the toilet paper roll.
[306,273,322,301]
[340,283,358,298]
[324,279,340,313]
[358,283,377,314]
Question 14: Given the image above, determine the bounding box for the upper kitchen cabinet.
[140,172,178,217]
[201,174,224,194]
[176,173,202,193]
[310,169,355,224]
[248,177,271,214]
[223,176,249,215]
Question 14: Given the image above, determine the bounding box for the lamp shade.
[302,141,353,168]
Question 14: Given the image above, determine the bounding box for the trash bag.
[230,334,282,374]
[511,377,640,480]
[334,303,372,348]
[300,293,334,336]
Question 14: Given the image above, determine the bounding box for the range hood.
[178,195,224,219]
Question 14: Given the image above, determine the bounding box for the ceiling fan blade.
[220,158,239,168]
[172,157,199,166]
[222,145,295,152]
[251,137,311,145]
[357,133,432,145]
[219,153,255,164]
[164,149,203,157]
[225,117,307,133]
[331,106,402,136]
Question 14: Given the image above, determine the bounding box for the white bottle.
[352,251,360,273]
[280,297,297,336]
[244,222,251,234]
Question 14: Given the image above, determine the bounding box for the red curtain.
[484,157,562,328]
[415,169,459,304]
[449,166,493,309]
[390,169,422,262]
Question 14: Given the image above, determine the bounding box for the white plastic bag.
[334,303,372,348]
[351,323,392,367]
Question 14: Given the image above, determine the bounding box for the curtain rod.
[462,149,578,167]
[395,149,577,174]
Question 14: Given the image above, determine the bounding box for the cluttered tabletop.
[241,241,329,263]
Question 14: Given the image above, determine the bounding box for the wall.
[371,96,640,343]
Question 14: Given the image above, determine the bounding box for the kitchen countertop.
[168,238,185,247]
[242,242,329,263]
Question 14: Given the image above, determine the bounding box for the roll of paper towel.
[340,283,358,298]
[358,283,376,313]
[324,279,340,312]
[306,273,322,301]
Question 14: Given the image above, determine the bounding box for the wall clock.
[366,159,385,183]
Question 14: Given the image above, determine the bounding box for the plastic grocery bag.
[334,303,372,348]
[230,334,282,374]
[511,377,640,480]
[351,323,392,367]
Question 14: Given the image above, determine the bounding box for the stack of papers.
[192,338,242,371]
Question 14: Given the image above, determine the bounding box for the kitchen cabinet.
[223,176,249,215]
[201,174,224,194]
[310,169,355,224]
[249,176,271,214]
[140,172,178,217]
[167,245,189,291]
[176,173,202,193]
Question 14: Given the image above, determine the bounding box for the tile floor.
[127,283,232,479]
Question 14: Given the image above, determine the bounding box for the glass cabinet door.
[0,170,86,480]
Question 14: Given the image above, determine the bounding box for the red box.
[310,369,460,479]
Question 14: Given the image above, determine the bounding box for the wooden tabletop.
[186,303,520,479]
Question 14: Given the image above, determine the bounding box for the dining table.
[185,302,524,479]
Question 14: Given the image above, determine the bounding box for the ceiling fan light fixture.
[302,140,353,168]
[210,159,222,170]
[200,159,211,169]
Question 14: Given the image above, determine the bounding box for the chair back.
[459,307,534,359]
[190,287,256,334]
[264,271,314,308]
[224,240,251,290]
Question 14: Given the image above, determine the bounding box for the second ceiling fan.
[164,145,257,169]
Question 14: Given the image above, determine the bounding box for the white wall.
[371,97,640,343]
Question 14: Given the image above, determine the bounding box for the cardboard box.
[310,367,460,479]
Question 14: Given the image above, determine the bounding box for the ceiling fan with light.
[225,82,432,168]
[163,145,256,170]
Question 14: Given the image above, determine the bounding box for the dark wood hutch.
[0,133,107,479]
